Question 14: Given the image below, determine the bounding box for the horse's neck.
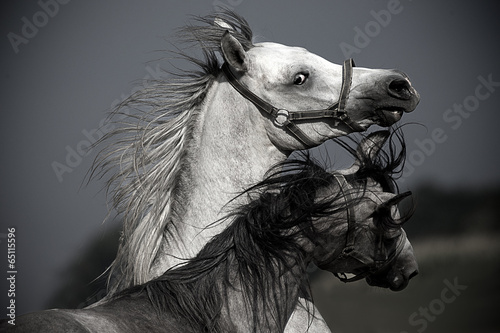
[150,79,287,278]
[223,260,304,332]
[198,224,308,332]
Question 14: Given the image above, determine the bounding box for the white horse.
[93,10,419,331]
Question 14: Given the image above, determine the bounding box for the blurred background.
[1,1,499,332]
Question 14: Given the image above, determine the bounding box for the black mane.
[116,156,347,332]
[114,130,408,332]
[337,128,412,229]
[336,129,407,193]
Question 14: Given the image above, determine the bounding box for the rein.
[320,174,407,283]
[221,59,364,148]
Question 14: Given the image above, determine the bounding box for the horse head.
[313,131,418,291]
[220,29,420,150]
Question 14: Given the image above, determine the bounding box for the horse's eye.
[293,73,308,85]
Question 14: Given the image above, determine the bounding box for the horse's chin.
[375,109,404,127]
[365,272,409,292]
[341,109,403,132]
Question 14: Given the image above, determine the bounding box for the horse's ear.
[373,191,412,221]
[221,30,248,72]
[377,191,412,212]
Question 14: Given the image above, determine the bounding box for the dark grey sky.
[1,0,500,314]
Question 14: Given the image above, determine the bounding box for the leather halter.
[319,175,407,283]
[221,58,364,148]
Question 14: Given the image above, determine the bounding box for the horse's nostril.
[388,79,412,100]
[408,269,419,280]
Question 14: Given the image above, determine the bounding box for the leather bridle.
[318,174,407,283]
[221,58,365,148]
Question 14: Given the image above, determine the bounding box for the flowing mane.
[93,10,255,294]
[114,131,410,332]
[115,156,353,332]
[333,128,407,193]
[89,10,419,315]
[5,131,418,332]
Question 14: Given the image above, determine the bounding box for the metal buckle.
[338,112,348,121]
[333,110,349,127]
[273,109,290,127]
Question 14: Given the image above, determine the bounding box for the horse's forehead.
[351,181,395,214]
[254,42,308,53]
[250,42,332,66]
[365,181,394,204]
[365,180,388,199]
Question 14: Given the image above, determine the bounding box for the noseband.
[319,175,407,283]
[221,59,364,148]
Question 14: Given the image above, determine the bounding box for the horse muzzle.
[374,71,420,126]
[365,256,419,291]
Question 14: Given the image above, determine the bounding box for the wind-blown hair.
[333,128,412,229]
[92,10,255,295]
[333,129,406,193]
[114,131,409,332]
[117,156,350,332]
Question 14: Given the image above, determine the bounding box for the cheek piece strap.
[315,175,407,283]
[221,58,364,148]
